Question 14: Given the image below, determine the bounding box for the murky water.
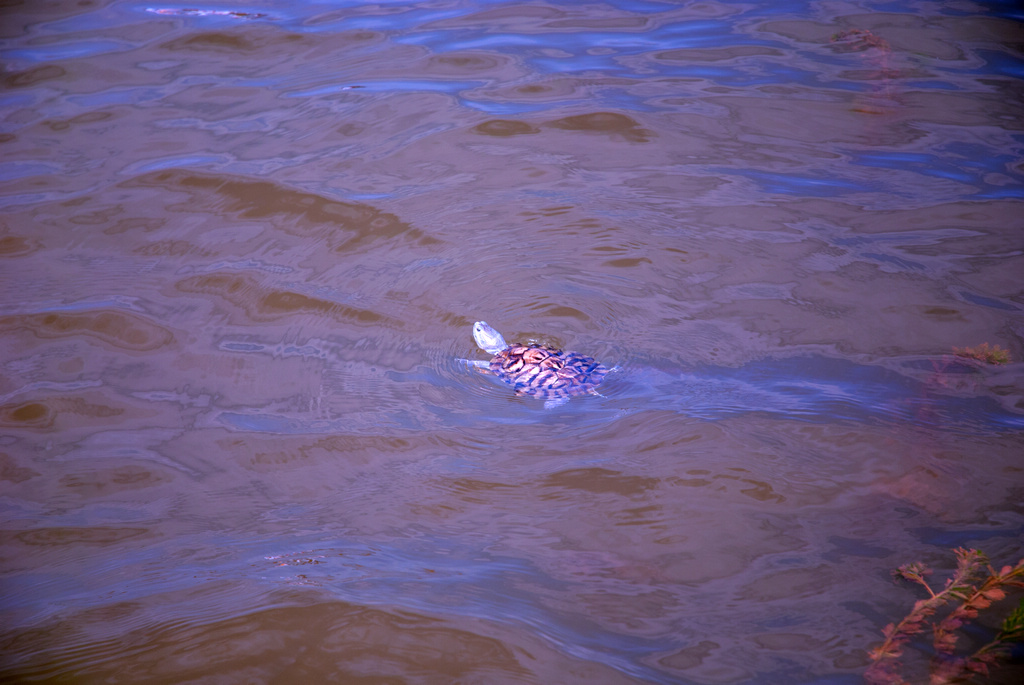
[2,1,1023,683]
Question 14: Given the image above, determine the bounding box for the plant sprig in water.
[952,343,1011,365]
[866,548,1024,684]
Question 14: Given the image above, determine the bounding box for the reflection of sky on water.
[848,143,1024,199]
[4,525,685,682]
[8,509,1021,684]
[212,334,1024,435]
[2,2,1022,682]
[6,1,1021,206]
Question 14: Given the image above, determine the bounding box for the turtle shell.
[489,344,609,400]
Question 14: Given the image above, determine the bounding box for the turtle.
[463,321,612,409]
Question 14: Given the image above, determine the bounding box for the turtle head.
[473,321,507,354]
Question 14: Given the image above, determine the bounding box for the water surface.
[2,1,1023,683]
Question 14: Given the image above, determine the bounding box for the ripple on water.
[2,0,1023,683]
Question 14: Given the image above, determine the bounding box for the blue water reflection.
[216,340,1024,435]
[2,1,1023,683]
[713,169,875,197]
[850,146,1024,197]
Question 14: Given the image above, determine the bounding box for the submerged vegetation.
[866,548,1024,684]
[952,343,1012,365]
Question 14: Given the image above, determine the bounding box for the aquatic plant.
[828,28,897,111]
[830,28,890,52]
[952,343,1011,365]
[866,548,1024,684]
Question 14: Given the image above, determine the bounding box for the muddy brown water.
[1,1,1023,683]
